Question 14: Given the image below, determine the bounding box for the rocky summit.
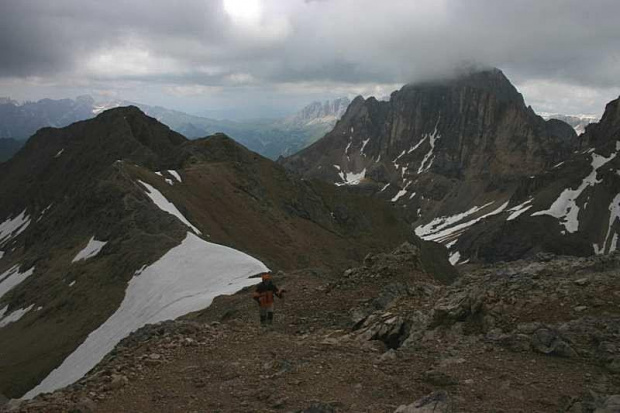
[0,107,449,401]
[282,69,620,264]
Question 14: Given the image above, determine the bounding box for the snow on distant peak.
[92,102,122,115]
[72,237,107,263]
[139,180,201,235]
[0,210,31,246]
[24,232,268,399]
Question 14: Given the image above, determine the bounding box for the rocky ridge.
[5,246,620,412]
[0,107,441,399]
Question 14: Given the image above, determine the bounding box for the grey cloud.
[0,0,618,115]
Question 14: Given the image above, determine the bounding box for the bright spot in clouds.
[223,0,262,24]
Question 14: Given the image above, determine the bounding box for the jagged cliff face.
[470,95,620,261]
[283,69,620,263]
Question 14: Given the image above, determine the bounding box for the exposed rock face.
[461,95,620,262]
[0,107,441,399]
[283,69,619,263]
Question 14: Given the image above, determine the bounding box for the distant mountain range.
[541,113,599,135]
[0,96,351,162]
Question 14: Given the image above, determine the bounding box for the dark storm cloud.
[0,0,618,114]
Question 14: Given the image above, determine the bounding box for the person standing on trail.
[253,272,284,326]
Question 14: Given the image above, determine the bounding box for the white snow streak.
[391,181,412,202]
[408,137,427,154]
[391,189,408,202]
[379,183,391,193]
[139,180,201,235]
[417,127,440,174]
[361,138,370,155]
[54,149,64,158]
[506,199,534,221]
[168,170,182,183]
[72,237,107,263]
[24,232,268,399]
[449,251,461,265]
[415,202,509,243]
[415,202,494,239]
[0,266,35,302]
[0,210,31,246]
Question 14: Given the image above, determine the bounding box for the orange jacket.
[253,281,282,308]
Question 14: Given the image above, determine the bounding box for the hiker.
[253,272,284,326]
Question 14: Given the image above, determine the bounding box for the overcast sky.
[0,0,619,119]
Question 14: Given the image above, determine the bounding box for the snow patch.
[139,180,201,234]
[0,265,35,301]
[72,237,107,263]
[168,170,182,183]
[24,232,268,399]
[336,169,366,186]
[0,210,31,246]
[0,304,34,328]
[532,150,617,233]
[54,149,64,158]
[449,251,461,265]
[379,183,391,193]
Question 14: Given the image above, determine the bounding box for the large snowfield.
[23,232,268,399]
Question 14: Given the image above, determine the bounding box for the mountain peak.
[404,67,523,104]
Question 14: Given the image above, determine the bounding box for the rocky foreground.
[5,246,620,413]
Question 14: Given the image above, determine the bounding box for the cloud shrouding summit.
[0,0,618,117]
